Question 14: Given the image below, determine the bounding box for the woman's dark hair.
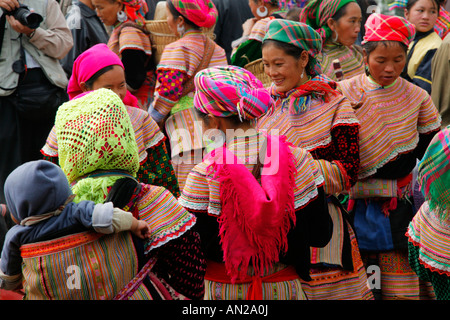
[262,39,314,76]
[84,65,115,89]
[167,0,200,29]
[406,0,440,12]
[362,40,408,57]
[194,107,251,127]
[331,1,357,21]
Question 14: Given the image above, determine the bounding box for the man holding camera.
[0,0,72,206]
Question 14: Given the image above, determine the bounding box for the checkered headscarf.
[263,19,323,76]
[194,65,272,120]
[362,13,416,46]
[170,0,218,28]
[418,127,450,220]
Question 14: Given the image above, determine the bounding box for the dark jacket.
[60,0,110,77]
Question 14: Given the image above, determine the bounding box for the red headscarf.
[67,44,139,107]
[170,0,218,28]
[362,13,416,46]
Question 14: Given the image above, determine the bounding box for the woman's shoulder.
[249,17,272,42]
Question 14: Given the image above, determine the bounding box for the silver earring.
[177,23,185,36]
[256,6,268,18]
[300,69,305,79]
[333,30,339,42]
[117,10,127,23]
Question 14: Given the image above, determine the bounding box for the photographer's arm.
[22,0,72,59]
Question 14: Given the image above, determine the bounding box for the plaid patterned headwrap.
[299,0,356,41]
[122,0,148,26]
[418,128,450,220]
[362,13,416,46]
[263,19,323,76]
[194,65,273,120]
[170,0,218,28]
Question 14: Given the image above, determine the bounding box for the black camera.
[2,4,43,29]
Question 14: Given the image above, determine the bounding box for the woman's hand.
[131,218,151,239]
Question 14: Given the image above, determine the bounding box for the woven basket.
[244,58,272,88]
[145,19,216,65]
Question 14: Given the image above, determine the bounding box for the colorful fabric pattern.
[203,135,296,282]
[20,231,152,300]
[151,29,227,121]
[266,75,341,114]
[299,0,356,41]
[417,127,450,219]
[407,201,450,277]
[408,241,450,300]
[194,65,272,120]
[435,6,450,39]
[337,74,441,179]
[108,24,154,107]
[301,225,373,300]
[179,131,324,215]
[362,250,436,300]
[171,0,218,28]
[362,13,416,46]
[122,0,148,26]
[263,19,323,76]
[41,105,180,197]
[319,41,365,81]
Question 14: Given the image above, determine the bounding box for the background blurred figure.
[60,0,110,78]
[93,0,155,109]
[300,0,366,81]
[212,0,253,63]
[0,0,72,205]
[148,0,227,191]
[402,0,442,94]
[431,32,450,127]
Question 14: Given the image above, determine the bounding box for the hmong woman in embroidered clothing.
[389,0,450,39]
[42,44,180,198]
[148,0,227,191]
[407,127,450,300]
[179,65,333,300]
[338,13,441,300]
[299,0,365,81]
[257,19,372,300]
[401,0,443,94]
[0,160,151,295]
[230,0,290,67]
[92,0,154,109]
[34,88,204,300]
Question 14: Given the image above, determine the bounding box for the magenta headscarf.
[67,44,139,107]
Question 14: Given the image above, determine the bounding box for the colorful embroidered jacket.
[318,41,365,82]
[179,132,332,284]
[338,75,441,181]
[41,105,180,198]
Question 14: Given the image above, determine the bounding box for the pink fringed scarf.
[205,135,297,283]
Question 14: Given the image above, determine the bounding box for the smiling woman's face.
[262,41,307,93]
[364,41,407,87]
